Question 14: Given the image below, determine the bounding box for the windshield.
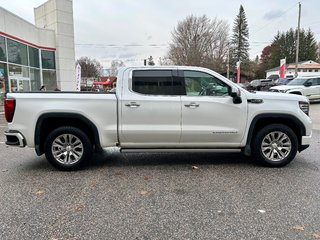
[250,80,260,87]
[278,78,287,84]
[261,80,273,84]
[287,78,307,86]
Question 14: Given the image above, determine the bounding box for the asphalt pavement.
[0,104,319,240]
[310,102,320,130]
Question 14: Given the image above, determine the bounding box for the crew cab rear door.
[119,69,184,147]
[180,70,247,147]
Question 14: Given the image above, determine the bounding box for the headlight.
[280,89,287,93]
[299,101,309,116]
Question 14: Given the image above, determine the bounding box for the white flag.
[76,64,81,91]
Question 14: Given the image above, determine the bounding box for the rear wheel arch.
[35,113,102,155]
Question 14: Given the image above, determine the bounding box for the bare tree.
[167,15,229,72]
[76,57,103,78]
[110,60,125,76]
[159,57,174,66]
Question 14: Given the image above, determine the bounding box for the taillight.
[4,99,16,123]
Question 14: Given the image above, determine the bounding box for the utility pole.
[227,44,230,80]
[295,2,301,78]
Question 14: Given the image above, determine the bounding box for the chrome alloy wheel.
[261,131,292,162]
[51,134,84,165]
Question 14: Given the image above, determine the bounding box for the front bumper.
[302,133,312,145]
[4,130,26,147]
[299,133,312,152]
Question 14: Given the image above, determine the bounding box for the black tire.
[252,124,298,167]
[44,126,92,171]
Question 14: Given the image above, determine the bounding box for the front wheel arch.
[245,114,305,155]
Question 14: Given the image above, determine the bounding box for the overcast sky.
[1,0,320,69]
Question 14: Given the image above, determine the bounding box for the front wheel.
[252,124,298,167]
[44,126,92,171]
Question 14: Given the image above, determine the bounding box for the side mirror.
[230,87,242,104]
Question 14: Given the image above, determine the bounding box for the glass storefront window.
[30,68,41,91]
[10,79,18,92]
[43,70,57,90]
[41,50,55,69]
[28,46,39,68]
[8,64,29,78]
[0,36,58,94]
[0,62,8,105]
[0,36,6,62]
[7,39,28,66]
[18,79,30,92]
[8,64,30,92]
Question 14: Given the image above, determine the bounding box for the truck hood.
[244,90,308,102]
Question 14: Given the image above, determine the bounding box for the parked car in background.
[275,77,294,86]
[247,79,275,91]
[270,76,320,101]
[236,83,246,89]
[267,74,279,81]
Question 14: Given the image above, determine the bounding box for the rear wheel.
[252,124,298,167]
[44,126,92,171]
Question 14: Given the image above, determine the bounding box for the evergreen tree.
[268,28,318,68]
[300,28,317,61]
[230,5,250,70]
[317,42,320,63]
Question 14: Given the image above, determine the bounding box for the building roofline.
[0,6,36,28]
[265,60,320,72]
[0,31,56,51]
[0,6,55,34]
[0,6,56,47]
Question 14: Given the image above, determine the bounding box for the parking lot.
[0,104,319,240]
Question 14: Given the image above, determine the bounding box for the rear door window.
[132,70,184,95]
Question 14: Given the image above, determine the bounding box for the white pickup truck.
[270,76,320,101]
[4,66,312,170]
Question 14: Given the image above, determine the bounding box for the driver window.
[184,70,229,96]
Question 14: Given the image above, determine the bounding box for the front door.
[180,70,247,147]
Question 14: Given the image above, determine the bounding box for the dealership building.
[0,0,76,102]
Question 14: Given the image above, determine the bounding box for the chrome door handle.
[184,102,199,108]
[125,102,140,108]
